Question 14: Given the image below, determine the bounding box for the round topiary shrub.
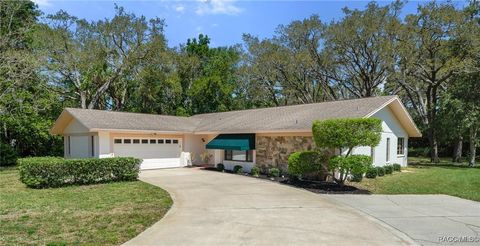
[393,163,401,172]
[268,167,280,178]
[250,166,260,177]
[216,163,225,171]
[365,167,378,179]
[233,165,243,174]
[376,166,385,176]
[287,151,325,179]
[384,165,393,174]
[350,173,363,182]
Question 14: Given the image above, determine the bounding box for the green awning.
[206,134,255,150]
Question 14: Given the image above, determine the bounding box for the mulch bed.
[200,167,370,194]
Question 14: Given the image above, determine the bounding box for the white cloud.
[174,5,185,14]
[195,0,243,16]
[33,0,51,7]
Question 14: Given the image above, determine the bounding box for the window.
[91,136,95,157]
[123,139,131,144]
[397,138,405,155]
[165,139,172,144]
[173,139,179,144]
[68,136,71,155]
[114,139,122,144]
[158,139,164,144]
[224,150,253,162]
[133,139,140,144]
[386,138,391,162]
[141,139,148,144]
[150,139,156,144]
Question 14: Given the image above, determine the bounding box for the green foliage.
[312,118,382,154]
[393,164,402,172]
[384,165,393,174]
[325,1,401,97]
[329,155,372,184]
[233,165,243,173]
[365,167,378,179]
[268,168,280,178]
[287,151,325,178]
[216,163,225,171]
[0,143,17,166]
[350,173,364,182]
[250,166,260,177]
[18,157,140,188]
[376,166,385,176]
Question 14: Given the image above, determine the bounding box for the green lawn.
[351,165,480,202]
[0,167,172,245]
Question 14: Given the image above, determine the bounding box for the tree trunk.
[469,126,477,167]
[452,137,463,163]
[428,126,440,163]
[80,91,87,109]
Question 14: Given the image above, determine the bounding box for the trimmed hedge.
[376,166,385,176]
[287,151,325,178]
[269,168,280,177]
[233,165,243,174]
[365,167,378,179]
[250,166,260,177]
[393,163,402,172]
[384,165,393,174]
[18,157,141,188]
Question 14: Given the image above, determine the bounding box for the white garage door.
[113,138,182,170]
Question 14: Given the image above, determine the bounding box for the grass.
[0,167,172,245]
[351,164,480,202]
[408,156,473,166]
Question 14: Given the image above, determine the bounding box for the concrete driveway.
[328,195,480,246]
[124,168,413,246]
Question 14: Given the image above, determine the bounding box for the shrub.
[376,166,385,176]
[384,165,393,174]
[365,167,378,179]
[268,167,280,178]
[233,165,243,174]
[18,157,141,188]
[350,173,363,182]
[312,118,382,154]
[329,155,372,184]
[216,163,225,171]
[250,166,260,177]
[393,163,402,172]
[287,151,325,179]
[0,143,17,166]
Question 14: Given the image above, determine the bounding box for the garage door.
[113,138,182,170]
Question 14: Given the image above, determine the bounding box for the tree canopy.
[0,0,479,165]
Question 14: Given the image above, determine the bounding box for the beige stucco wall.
[183,134,209,165]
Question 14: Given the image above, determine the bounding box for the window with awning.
[205,134,255,150]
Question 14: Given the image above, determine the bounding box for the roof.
[50,96,422,137]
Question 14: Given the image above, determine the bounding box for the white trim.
[364,96,398,118]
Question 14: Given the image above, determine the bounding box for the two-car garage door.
[113,138,182,170]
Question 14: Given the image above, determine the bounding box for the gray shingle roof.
[191,96,396,132]
[60,96,397,133]
[65,108,199,132]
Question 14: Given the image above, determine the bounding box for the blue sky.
[34,0,463,48]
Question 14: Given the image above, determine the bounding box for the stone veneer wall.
[255,136,315,172]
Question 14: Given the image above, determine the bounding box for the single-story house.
[50,96,421,171]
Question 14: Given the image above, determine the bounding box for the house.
[50,96,421,171]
